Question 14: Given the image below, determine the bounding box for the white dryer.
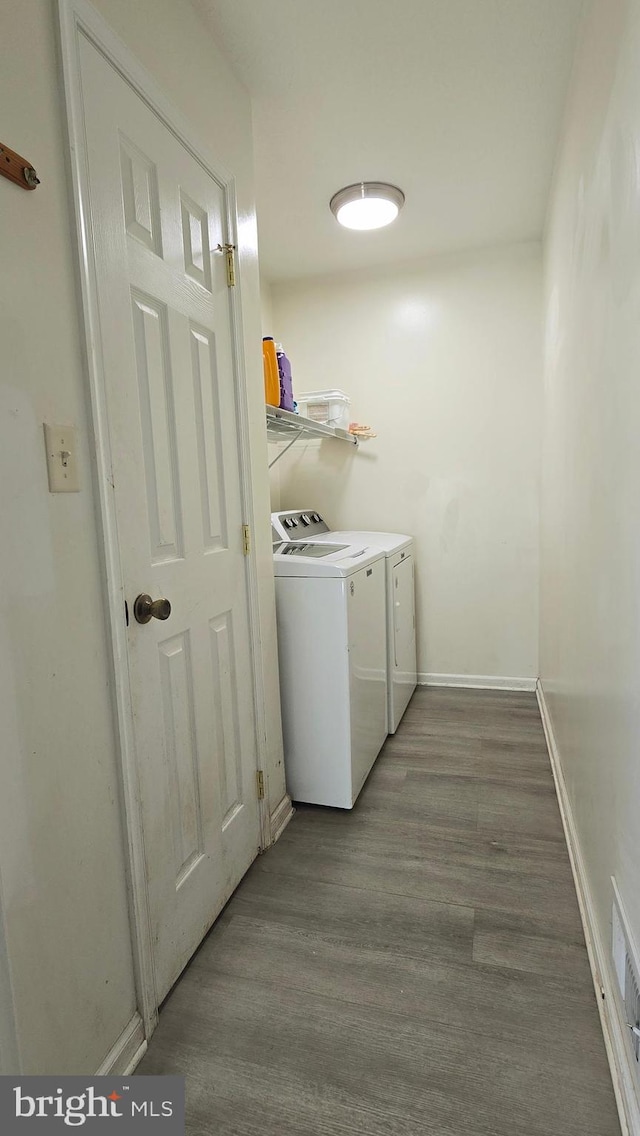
[272,511,417,732]
[273,540,387,808]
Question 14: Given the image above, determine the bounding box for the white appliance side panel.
[348,559,387,799]
[389,555,417,733]
[274,577,352,807]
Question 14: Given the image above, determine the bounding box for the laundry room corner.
[6,0,638,1130]
[270,241,543,690]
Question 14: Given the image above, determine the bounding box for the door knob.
[133,594,172,624]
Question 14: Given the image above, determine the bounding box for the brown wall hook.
[0,142,39,190]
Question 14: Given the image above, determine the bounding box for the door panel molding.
[57,0,273,1039]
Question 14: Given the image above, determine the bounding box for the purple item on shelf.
[276,345,295,411]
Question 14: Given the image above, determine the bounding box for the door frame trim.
[0,866,20,1073]
[57,0,272,1039]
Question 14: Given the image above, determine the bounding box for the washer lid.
[276,541,349,558]
[273,540,385,578]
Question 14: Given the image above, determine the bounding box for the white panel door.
[78,34,261,1002]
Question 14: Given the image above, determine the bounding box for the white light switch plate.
[44,424,80,492]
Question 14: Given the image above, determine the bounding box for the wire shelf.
[266,405,357,466]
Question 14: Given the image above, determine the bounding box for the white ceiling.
[195,0,586,283]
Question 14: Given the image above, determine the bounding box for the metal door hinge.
[256,770,265,800]
[216,242,236,287]
[242,524,251,556]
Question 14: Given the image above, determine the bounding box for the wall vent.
[612,880,640,1072]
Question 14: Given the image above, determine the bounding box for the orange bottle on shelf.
[262,337,280,407]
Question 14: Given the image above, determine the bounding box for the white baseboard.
[269,793,294,845]
[536,680,640,1136]
[95,1012,146,1075]
[418,672,537,692]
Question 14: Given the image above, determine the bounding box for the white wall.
[272,243,542,684]
[0,0,285,1074]
[260,275,276,337]
[541,0,640,1039]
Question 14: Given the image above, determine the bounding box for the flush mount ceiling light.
[330,182,405,231]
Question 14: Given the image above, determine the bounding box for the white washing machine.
[272,510,417,732]
[273,540,387,808]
